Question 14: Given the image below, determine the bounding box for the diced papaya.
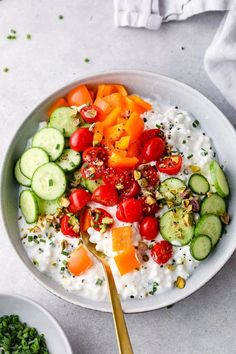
[80,208,92,232]
[114,247,140,276]
[125,112,144,143]
[129,95,152,112]
[108,152,138,169]
[124,97,145,115]
[115,136,130,150]
[67,245,93,276]
[104,123,125,142]
[102,107,121,128]
[94,97,112,116]
[47,98,68,116]
[112,226,133,252]
[103,93,125,111]
[67,85,93,106]
[93,122,104,146]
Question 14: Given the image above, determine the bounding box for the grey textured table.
[0,1,235,354]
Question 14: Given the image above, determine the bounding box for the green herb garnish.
[3,67,9,72]
[49,179,53,186]
[26,33,32,40]
[187,154,193,159]
[58,15,64,20]
[84,58,90,63]
[96,278,104,286]
[61,251,69,256]
[192,120,200,128]
[149,281,159,295]
[56,144,60,150]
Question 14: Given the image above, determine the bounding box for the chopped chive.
[49,241,56,247]
[56,144,60,150]
[60,267,65,271]
[70,162,75,167]
[3,67,9,72]
[182,140,186,144]
[58,15,64,20]
[201,148,208,156]
[62,260,68,266]
[187,154,193,159]
[28,236,33,242]
[10,29,17,34]
[155,124,161,128]
[33,259,39,265]
[61,251,69,256]
[49,179,53,186]
[7,34,16,40]
[84,58,90,63]
[192,120,200,128]
[40,239,46,243]
[38,248,44,253]
[26,33,32,40]
[96,278,104,286]
[149,281,159,295]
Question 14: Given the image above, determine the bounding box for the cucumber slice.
[31,162,66,200]
[37,198,60,215]
[32,127,64,161]
[210,160,229,198]
[20,147,49,179]
[159,178,186,206]
[56,148,81,173]
[190,235,212,261]
[49,107,78,138]
[19,190,39,223]
[160,207,195,246]
[85,178,104,193]
[14,159,31,186]
[200,193,226,216]
[188,173,210,195]
[195,214,222,247]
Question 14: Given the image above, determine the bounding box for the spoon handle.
[103,263,134,354]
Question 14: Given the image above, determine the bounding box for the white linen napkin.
[114,0,236,110]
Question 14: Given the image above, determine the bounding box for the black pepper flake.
[143,117,147,122]
[130,295,134,299]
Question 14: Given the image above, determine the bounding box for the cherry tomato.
[82,147,108,164]
[70,128,93,152]
[116,198,143,223]
[140,128,164,146]
[121,180,141,199]
[81,161,104,180]
[139,196,159,216]
[103,168,133,189]
[60,215,79,237]
[140,166,160,187]
[157,155,183,175]
[142,137,166,162]
[68,189,91,213]
[139,216,159,240]
[90,208,114,232]
[80,104,103,123]
[151,240,173,264]
[92,185,119,206]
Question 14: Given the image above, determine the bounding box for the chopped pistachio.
[59,196,70,208]
[116,183,124,190]
[175,276,186,289]
[166,264,176,271]
[139,178,148,188]
[72,118,80,127]
[145,196,156,205]
[220,213,230,225]
[134,170,141,180]
[61,239,69,250]
[190,165,201,173]
[101,217,113,225]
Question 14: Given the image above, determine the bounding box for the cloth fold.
[114,0,236,110]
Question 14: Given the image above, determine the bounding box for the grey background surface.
[0,1,235,353]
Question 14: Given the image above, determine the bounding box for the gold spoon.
[80,230,134,354]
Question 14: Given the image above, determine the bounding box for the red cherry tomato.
[151,240,173,264]
[121,180,141,199]
[92,185,119,206]
[70,128,93,152]
[116,198,143,223]
[68,189,91,213]
[90,208,114,232]
[82,147,108,164]
[80,104,103,123]
[60,215,79,238]
[140,129,164,146]
[142,137,166,162]
[140,166,160,187]
[139,216,159,240]
[103,168,133,189]
[157,155,183,175]
[80,162,104,180]
[139,196,159,216]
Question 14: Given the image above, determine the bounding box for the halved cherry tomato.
[90,208,114,233]
[70,128,93,152]
[68,189,91,213]
[121,181,141,199]
[157,155,183,175]
[140,166,160,187]
[80,104,104,123]
[139,196,159,216]
[80,161,104,180]
[116,198,143,223]
[82,147,108,164]
[139,216,159,240]
[92,185,119,206]
[103,168,133,189]
[140,129,164,146]
[142,137,166,162]
[60,215,79,237]
[151,241,173,264]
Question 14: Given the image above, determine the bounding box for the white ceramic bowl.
[1,70,236,313]
[0,293,72,353]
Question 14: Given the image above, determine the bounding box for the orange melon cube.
[67,245,93,276]
[112,226,133,252]
[114,247,140,276]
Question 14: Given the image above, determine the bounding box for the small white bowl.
[0,293,73,354]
